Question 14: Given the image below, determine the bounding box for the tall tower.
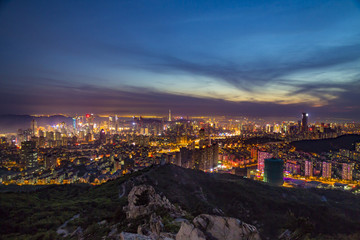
[115,115,118,133]
[301,112,308,132]
[168,109,172,121]
[31,119,37,137]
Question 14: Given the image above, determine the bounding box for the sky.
[0,0,360,120]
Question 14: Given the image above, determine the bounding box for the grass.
[0,168,149,240]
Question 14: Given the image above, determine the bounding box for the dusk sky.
[1,0,360,119]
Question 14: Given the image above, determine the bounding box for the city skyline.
[1,1,360,119]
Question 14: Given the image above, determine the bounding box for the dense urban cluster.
[1,112,360,192]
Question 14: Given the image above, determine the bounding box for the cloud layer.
[0,0,360,120]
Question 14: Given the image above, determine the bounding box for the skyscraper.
[31,119,37,137]
[258,151,273,173]
[305,160,313,177]
[322,162,332,179]
[168,109,172,121]
[21,141,37,168]
[301,113,308,132]
[342,163,354,181]
[99,129,106,144]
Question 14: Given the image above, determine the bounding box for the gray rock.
[70,226,83,238]
[124,185,185,219]
[98,220,107,225]
[150,213,164,235]
[176,220,207,240]
[176,214,261,240]
[120,232,153,240]
[108,225,120,239]
[160,232,176,240]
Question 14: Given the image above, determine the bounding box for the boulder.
[176,221,207,240]
[124,185,185,219]
[176,214,261,240]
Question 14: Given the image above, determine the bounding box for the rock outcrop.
[176,214,261,240]
[124,185,185,219]
[175,221,207,240]
[122,185,186,239]
[123,185,260,240]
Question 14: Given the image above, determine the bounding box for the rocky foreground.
[2,164,360,239]
[66,184,261,240]
[124,185,261,240]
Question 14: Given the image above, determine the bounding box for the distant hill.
[1,164,360,239]
[291,134,360,154]
[0,115,73,133]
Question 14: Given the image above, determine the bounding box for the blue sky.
[0,0,360,119]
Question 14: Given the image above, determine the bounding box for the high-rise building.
[31,119,37,137]
[99,129,106,144]
[168,109,172,122]
[115,115,119,133]
[258,151,272,172]
[305,160,313,177]
[212,143,219,168]
[301,113,308,132]
[322,162,332,179]
[264,158,284,186]
[265,124,272,133]
[251,148,258,161]
[342,163,354,180]
[21,141,37,168]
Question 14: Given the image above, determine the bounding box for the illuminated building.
[305,160,313,177]
[99,129,106,144]
[21,141,38,168]
[273,124,280,133]
[115,115,119,133]
[55,131,61,141]
[86,113,95,131]
[356,142,360,152]
[212,143,219,167]
[322,162,332,179]
[31,119,37,136]
[342,163,353,180]
[168,109,172,122]
[258,151,272,172]
[72,117,76,130]
[301,113,308,132]
[140,128,149,135]
[44,154,57,169]
[265,124,271,133]
[251,148,258,161]
[79,131,85,140]
[285,161,301,175]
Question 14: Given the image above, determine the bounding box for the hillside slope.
[1,165,360,239]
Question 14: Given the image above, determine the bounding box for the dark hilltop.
[1,164,360,239]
